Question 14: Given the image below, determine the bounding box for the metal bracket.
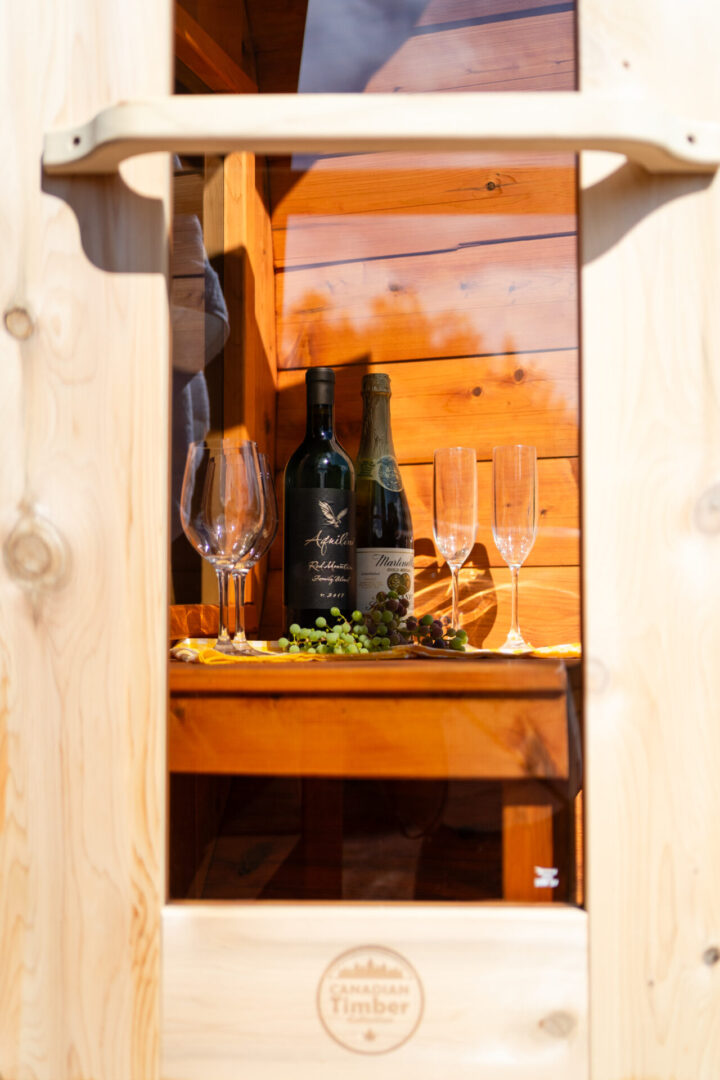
[42,92,720,176]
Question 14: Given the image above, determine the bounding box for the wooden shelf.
[168,658,571,779]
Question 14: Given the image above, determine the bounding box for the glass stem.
[510,564,520,639]
[234,569,249,643]
[215,568,230,644]
[451,565,460,628]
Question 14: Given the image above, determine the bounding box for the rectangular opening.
[168,0,582,906]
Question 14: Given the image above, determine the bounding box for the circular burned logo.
[317,945,424,1054]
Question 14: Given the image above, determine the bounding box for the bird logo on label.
[320,501,348,530]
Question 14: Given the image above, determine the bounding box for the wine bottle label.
[356,547,414,614]
[285,489,356,612]
[357,455,403,492]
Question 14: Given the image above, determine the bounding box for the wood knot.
[472,386,482,397]
[3,306,34,340]
[3,511,70,591]
[539,1011,575,1039]
[513,368,524,382]
[587,657,610,695]
[703,946,720,966]
[694,484,720,534]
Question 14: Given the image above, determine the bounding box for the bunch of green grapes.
[277,585,468,655]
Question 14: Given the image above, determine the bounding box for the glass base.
[497,629,534,655]
[230,636,265,656]
[213,636,238,655]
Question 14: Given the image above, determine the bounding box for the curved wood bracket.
[42,93,720,175]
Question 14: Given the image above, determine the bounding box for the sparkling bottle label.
[357,455,403,492]
[285,489,356,612]
[356,547,414,614]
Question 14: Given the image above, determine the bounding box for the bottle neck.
[306,399,335,440]
[358,392,395,458]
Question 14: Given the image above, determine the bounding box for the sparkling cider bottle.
[355,372,414,613]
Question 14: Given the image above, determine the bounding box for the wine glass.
[231,453,279,655]
[180,441,265,654]
[433,447,478,629]
[491,445,538,653]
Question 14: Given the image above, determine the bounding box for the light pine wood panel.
[276,351,578,464]
[270,455,580,569]
[581,0,720,1075]
[0,0,169,1077]
[276,232,577,368]
[364,13,575,93]
[260,564,580,647]
[163,904,588,1079]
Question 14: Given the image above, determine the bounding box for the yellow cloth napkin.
[171,639,582,664]
[171,639,307,663]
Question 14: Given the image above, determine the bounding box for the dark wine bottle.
[355,372,414,613]
[283,367,356,627]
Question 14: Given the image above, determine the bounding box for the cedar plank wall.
[257,0,579,647]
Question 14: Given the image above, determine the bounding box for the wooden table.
[169,658,577,902]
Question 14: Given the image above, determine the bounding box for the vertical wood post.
[581,1,720,1076]
[0,1,171,1078]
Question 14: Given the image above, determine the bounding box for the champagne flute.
[491,445,538,653]
[231,453,279,655]
[180,441,265,654]
[433,447,478,629]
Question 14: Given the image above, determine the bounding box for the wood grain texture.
[276,351,578,463]
[364,12,576,93]
[0,0,169,1077]
[276,232,577,368]
[502,780,565,901]
[178,0,258,87]
[270,455,580,568]
[170,598,262,640]
[163,903,588,1079]
[169,690,569,779]
[269,156,576,232]
[168,655,568,696]
[223,153,278,459]
[260,564,580,647]
[581,1,720,1077]
[418,0,574,26]
[175,3,258,93]
[221,152,279,613]
[173,168,204,218]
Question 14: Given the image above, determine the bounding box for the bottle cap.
[362,372,391,393]
[306,366,335,384]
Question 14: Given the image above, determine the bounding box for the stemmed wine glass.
[180,440,265,654]
[433,447,478,629]
[491,445,538,653]
[231,453,279,655]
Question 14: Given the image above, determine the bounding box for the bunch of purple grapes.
[278,585,468,655]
